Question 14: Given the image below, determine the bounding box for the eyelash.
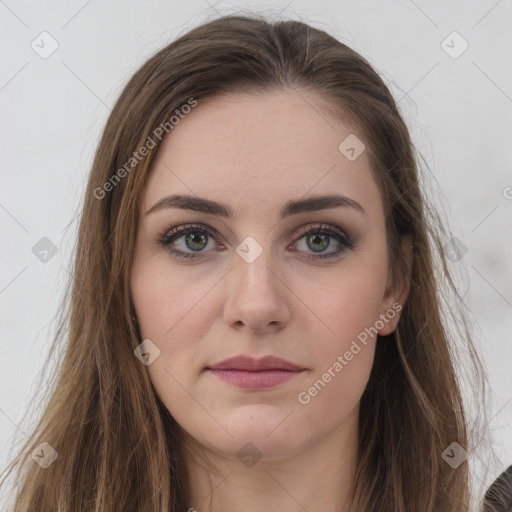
[155,223,354,261]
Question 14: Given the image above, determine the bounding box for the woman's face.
[130,89,403,462]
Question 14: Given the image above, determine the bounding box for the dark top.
[482,465,512,511]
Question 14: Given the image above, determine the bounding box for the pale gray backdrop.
[1,0,511,506]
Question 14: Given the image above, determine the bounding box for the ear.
[378,234,413,336]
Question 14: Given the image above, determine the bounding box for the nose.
[222,242,291,335]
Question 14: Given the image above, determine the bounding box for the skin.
[130,89,410,512]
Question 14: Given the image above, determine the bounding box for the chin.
[199,415,309,462]
[214,433,305,464]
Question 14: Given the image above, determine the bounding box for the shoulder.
[482,465,512,512]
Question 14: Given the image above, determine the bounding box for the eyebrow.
[145,193,367,219]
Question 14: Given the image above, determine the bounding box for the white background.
[1,0,511,504]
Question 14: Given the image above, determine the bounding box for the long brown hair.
[0,12,497,511]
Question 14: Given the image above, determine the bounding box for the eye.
[156,223,353,261]
[156,224,221,260]
[290,223,353,260]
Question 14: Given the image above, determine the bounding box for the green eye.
[157,223,353,261]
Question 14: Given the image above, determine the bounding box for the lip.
[207,355,305,372]
[208,369,304,389]
[206,355,306,390]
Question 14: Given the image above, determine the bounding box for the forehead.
[142,90,382,218]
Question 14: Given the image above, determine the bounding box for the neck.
[182,407,359,512]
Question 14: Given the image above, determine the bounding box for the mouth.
[207,368,305,389]
[206,355,307,390]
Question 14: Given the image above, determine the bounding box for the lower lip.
[208,369,304,389]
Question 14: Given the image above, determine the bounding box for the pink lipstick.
[207,355,306,390]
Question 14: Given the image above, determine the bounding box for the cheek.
[130,255,216,396]
[130,255,211,341]
[130,263,201,417]
[296,266,386,410]
[312,264,387,350]
[296,310,378,423]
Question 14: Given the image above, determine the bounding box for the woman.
[0,12,503,512]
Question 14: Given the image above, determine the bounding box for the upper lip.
[207,355,305,371]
